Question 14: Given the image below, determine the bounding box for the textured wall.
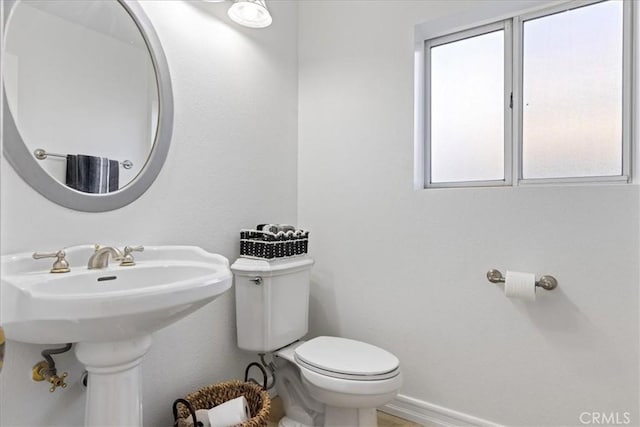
[0,1,298,425]
[297,1,639,425]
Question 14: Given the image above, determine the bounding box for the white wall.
[297,1,639,426]
[0,1,298,425]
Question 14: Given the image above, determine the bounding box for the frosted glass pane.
[430,30,504,183]
[522,1,623,179]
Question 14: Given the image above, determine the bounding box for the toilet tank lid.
[294,336,399,377]
[231,256,314,275]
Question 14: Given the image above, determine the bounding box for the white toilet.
[232,257,402,427]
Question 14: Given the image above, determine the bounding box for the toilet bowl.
[275,337,402,426]
[231,257,402,427]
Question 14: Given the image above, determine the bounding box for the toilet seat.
[294,336,400,381]
[275,336,403,413]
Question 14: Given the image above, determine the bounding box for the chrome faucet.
[87,245,123,269]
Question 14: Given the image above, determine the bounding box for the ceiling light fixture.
[227,0,272,29]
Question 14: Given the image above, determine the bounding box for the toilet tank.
[231,257,314,352]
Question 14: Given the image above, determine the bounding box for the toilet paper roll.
[505,271,536,301]
[208,396,251,427]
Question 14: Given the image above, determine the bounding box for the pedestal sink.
[1,245,232,426]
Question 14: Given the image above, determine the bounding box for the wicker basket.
[172,380,270,427]
[240,229,309,259]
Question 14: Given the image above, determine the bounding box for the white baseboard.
[381,394,502,427]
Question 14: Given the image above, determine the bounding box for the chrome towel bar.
[34,148,133,170]
[486,269,558,291]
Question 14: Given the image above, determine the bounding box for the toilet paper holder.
[486,269,558,290]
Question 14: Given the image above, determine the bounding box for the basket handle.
[244,362,268,390]
[172,398,202,427]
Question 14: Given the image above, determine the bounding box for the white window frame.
[414,0,634,190]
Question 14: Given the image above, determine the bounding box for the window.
[429,24,507,184]
[522,1,624,179]
[418,0,632,188]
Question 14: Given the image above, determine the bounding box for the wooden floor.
[267,397,422,427]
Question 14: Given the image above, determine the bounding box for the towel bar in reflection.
[486,269,558,291]
[33,148,133,170]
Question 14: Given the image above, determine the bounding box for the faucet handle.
[32,250,70,273]
[32,360,68,392]
[47,371,68,393]
[120,245,144,267]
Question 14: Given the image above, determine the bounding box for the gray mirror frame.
[2,0,173,212]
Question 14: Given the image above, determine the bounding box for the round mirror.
[2,0,173,212]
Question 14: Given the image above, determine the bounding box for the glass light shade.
[228,0,272,28]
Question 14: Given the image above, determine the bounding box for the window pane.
[522,1,623,179]
[430,30,505,184]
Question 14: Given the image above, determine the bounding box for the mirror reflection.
[4,0,159,193]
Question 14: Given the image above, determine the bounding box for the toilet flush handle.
[250,276,263,285]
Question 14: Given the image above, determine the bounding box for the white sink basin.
[1,245,232,343]
[2,245,233,426]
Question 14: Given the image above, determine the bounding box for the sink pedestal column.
[75,335,153,427]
